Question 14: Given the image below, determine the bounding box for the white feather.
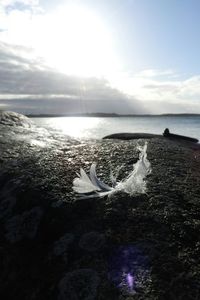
[72,168,101,193]
[89,163,113,191]
[72,142,151,198]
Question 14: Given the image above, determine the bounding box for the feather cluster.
[73,163,114,198]
[72,142,151,199]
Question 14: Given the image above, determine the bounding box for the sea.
[32,115,200,141]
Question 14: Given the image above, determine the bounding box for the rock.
[58,269,100,300]
[108,245,151,295]
[0,113,200,299]
[0,180,17,221]
[79,231,105,252]
[5,206,43,243]
[0,110,33,128]
[53,233,74,259]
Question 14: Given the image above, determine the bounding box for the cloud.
[0,43,118,96]
[141,75,200,102]
[1,0,40,11]
[0,97,145,115]
[137,69,176,78]
[0,1,43,48]
[1,1,200,115]
[0,0,200,115]
[1,44,200,115]
[110,69,200,113]
[0,41,146,114]
[0,1,120,79]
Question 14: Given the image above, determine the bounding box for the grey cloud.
[2,0,41,14]
[143,84,176,90]
[0,97,146,115]
[0,43,118,96]
[0,42,145,114]
[5,2,32,13]
[142,100,200,114]
[1,43,198,115]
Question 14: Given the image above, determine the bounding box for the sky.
[1,0,200,114]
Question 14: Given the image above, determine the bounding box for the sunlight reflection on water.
[33,116,200,140]
[34,117,104,139]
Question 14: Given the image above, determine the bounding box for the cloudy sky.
[1,0,200,114]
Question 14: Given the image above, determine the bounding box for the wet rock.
[0,110,33,128]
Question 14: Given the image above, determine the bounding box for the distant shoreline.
[26,113,200,118]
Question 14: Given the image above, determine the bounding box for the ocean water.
[32,116,200,141]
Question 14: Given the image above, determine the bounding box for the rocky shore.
[0,111,200,299]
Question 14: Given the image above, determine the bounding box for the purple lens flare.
[108,245,151,295]
[127,272,134,290]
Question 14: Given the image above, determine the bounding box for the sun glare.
[1,4,120,78]
[30,6,119,77]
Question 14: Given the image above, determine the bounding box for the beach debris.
[72,142,151,199]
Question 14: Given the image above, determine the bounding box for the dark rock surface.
[0,110,33,128]
[0,111,200,299]
[103,132,162,140]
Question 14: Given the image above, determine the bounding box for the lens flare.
[108,245,151,295]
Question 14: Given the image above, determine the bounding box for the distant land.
[26,113,200,118]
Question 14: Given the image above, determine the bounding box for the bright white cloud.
[137,69,176,78]
[0,0,42,40]
[179,76,200,98]
[0,0,39,8]
[108,69,200,113]
[0,2,119,78]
